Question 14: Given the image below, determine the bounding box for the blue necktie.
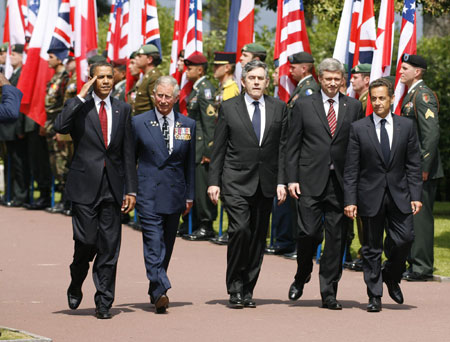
[252,101,261,143]
[380,118,390,164]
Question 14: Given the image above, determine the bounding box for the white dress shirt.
[373,112,393,149]
[155,109,175,154]
[321,89,340,121]
[244,93,266,145]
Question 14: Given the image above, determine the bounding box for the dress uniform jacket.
[132,68,162,115]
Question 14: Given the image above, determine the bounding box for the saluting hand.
[78,76,97,99]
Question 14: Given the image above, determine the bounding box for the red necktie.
[327,99,337,136]
[99,101,108,146]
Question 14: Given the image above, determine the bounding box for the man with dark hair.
[399,54,443,282]
[344,77,422,312]
[111,59,127,102]
[55,62,137,319]
[132,44,162,115]
[287,52,319,107]
[286,58,363,310]
[350,63,371,113]
[208,60,288,308]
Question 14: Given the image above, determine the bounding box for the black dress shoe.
[343,258,363,271]
[403,271,433,282]
[288,281,304,301]
[383,277,404,304]
[67,287,83,310]
[155,294,169,314]
[25,197,51,210]
[47,202,65,214]
[322,297,343,310]
[284,250,297,260]
[367,297,382,312]
[265,246,294,255]
[243,293,256,308]
[63,209,73,216]
[229,293,244,308]
[95,307,112,319]
[210,233,229,245]
[6,200,24,208]
[182,227,215,241]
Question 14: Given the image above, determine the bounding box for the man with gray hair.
[208,60,288,308]
[286,58,363,310]
[132,75,195,314]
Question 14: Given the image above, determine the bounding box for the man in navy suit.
[55,62,137,319]
[133,76,195,314]
[344,78,422,312]
[0,73,21,123]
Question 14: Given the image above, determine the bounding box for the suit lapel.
[261,95,274,145]
[109,97,120,148]
[144,110,169,157]
[86,94,106,148]
[312,93,331,136]
[333,93,347,140]
[236,95,259,144]
[366,115,385,164]
[388,114,401,165]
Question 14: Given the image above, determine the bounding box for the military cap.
[402,53,427,69]
[0,43,8,53]
[130,51,137,59]
[242,43,266,54]
[47,46,69,61]
[136,44,159,56]
[112,58,127,67]
[351,63,371,74]
[87,55,107,65]
[11,44,24,54]
[184,53,208,66]
[66,47,75,61]
[288,52,314,64]
[213,52,236,64]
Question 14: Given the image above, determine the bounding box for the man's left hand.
[201,156,210,164]
[422,172,429,182]
[277,185,286,205]
[121,194,136,214]
[183,201,193,216]
[411,201,422,215]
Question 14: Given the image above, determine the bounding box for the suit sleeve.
[185,121,196,200]
[343,123,361,206]
[286,100,303,183]
[122,103,137,195]
[208,104,228,188]
[405,120,423,202]
[54,96,85,134]
[0,85,22,123]
[277,102,288,185]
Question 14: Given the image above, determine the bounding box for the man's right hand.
[288,183,301,199]
[207,185,220,205]
[0,73,11,86]
[344,205,358,219]
[78,76,97,99]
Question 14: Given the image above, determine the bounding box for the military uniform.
[287,75,320,109]
[132,68,162,115]
[111,79,126,102]
[401,79,443,277]
[359,89,369,114]
[214,78,239,113]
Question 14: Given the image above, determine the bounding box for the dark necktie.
[162,116,170,151]
[252,101,261,143]
[380,118,390,164]
[327,99,337,136]
[99,101,108,146]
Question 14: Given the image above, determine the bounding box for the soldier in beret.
[111,59,127,102]
[126,51,140,106]
[181,53,217,241]
[399,54,443,282]
[350,63,371,114]
[287,52,319,110]
[132,44,162,115]
[239,43,267,68]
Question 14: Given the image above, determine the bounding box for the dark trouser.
[361,189,414,298]
[408,179,437,276]
[223,185,273,296]
[5,138,29,203]
[270,196,295,250]
[294,171,346,301]
[140,213,180,300]
[70,171,121,310]
[192,162,217,228]
[26,129,51,197]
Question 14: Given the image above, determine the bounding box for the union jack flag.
[393,0,416,114]
[106,0,130,61]
[143,0,161,53]
[274,0,312,102]
[48,0,73,62]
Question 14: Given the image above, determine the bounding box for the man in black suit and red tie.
[55,62,137,319]
[286,58,363,310]
[343,78,422,312]
[208,60,288,308]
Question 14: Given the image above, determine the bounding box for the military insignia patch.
[174,127,191,140]
[305,89,313,96]
[175,121,182,128]
[425,109,435,119]
[204,88,212,100]
[422,93,430,103]
[206,104,215,116]
[149,120,159,127]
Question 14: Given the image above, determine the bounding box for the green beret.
[0,43,9,53]
[402,54,427,69]
[136,44,160,56]
[11,44,24,54]
[351,63,371,74]
[288,52,314,64]
[88,55,107,65]
[242,43,266,54]
[130,51,137,59]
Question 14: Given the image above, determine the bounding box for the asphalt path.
[1,206,449,341]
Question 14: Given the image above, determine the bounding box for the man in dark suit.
[286,58,363,310]
[54,62,137,319]
[208,60,288,308]
[343,78,422,312]
[0,73,21,123]
[133,76,195,314]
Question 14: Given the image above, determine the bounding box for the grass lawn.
[0,328,34,340]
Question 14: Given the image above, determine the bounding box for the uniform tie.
[162,116,170,151]
[99,101,108,146]
[380,118,390,164]
[327,99,337,136]
[252,101,261,143]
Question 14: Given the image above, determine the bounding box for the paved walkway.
[1,206,449,341]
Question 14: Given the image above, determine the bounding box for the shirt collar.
[407,79,423,94]
[193,75,206,88]
[155,108,175,123]
[114,79,126,91]
[321,89,339,105]
[373,112,393,126]
[92,91,111,108]
[244,93,265,107]
[298,74,313,86]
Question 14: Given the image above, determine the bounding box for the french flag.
[17,0,59,127]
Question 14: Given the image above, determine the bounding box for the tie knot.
[328,99,334,105]
[381,118,387,125]
[253,101,259,108]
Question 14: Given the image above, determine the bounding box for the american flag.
[106,0,130,61]
[48,0,73,62]
[143,0,161,53]
[393,0,416,114]
[274,0,312,103]
[25,0,40,41]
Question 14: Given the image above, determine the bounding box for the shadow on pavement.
[52,307,134,317]
[116,301,193,312]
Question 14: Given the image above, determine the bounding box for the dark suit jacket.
[54,93,137,206]
[208,94,288,198]
[0,68,25,140]
[0,85,22,124]
[343,114,422,217]
[132,109,195,216]
[286,92,363,196]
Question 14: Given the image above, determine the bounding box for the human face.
[239,51,253,68]
[213,64,227,81]
[154,83,178,116]
[399,62,418,87]
[289,63,306,82]
[10,51,22,69]
[135,54,150,70]
[177,57,184,73]
[48,53,61,69]
[319,70,343,98]
[185,65,203,82]
[241,67,269,100]
[113,67,126,84]
[370,86,394,119]
[0,52,6,65]
[272,67,279,86]
[65,59,76,73]
[92,66,114,99]
[350,73,369,95]
[129,58,140,77]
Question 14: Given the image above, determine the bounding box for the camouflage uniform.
[287,75,320,110]
[132,68,162,115]
[111,79,126,102]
